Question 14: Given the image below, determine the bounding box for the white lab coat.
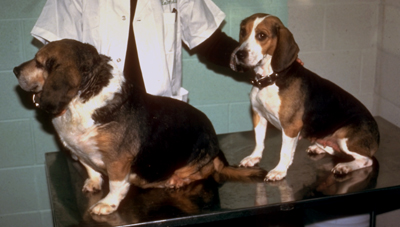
[31,0,225,101]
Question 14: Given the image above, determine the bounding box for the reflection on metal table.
[45,117,400,226]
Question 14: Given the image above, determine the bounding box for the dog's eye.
[256,32,267,41]
[35,60,44,69]
[46,58,56,70]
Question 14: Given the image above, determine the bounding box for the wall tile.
[360,49,377,93]
[31,118,61,165]
[377,96,400,128]
[0,20,23,71]
[0,0,46,20]
[385,0,400,7]
[229,102,252,133]
[378,51,400,107]
[299,50,362,95]
[34,165,51,210]
[0,72,36,121]
[355,93,375,114]
[382,5,400,55]
[214,0,285,9]
[288,0,380,6]
[182,59,251,106]
[23,19,43,60]
[0,167,39,214]
[193,104,229,134]
[375,2,400,128]
[288,4,324,52]
[40,210,53,227]
[0,120,35,168]
[325,3,378,50]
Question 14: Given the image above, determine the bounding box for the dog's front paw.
[239,156,261,167]
[265,169,287,181]
[90,201,118,215]
[82,178,103,192]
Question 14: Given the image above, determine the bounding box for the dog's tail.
[213,152,267,182]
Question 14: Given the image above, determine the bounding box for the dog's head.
[230,13,299,73]
[13,39,102,115]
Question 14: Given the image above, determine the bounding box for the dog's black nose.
[13,66,20,78]
[236,50,247,61]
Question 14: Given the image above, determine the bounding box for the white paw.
[239,156,261,167]
[306,144,325,154]
[90,201,118,215]
[265,169,287,181]
[82,178,103,192]
[332,163,352,175]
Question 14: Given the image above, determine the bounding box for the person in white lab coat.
[31,0,240,102]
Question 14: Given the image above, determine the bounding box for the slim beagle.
[230,13,380,181]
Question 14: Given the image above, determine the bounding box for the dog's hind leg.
[331,138,373,175]
[307,142,335,155]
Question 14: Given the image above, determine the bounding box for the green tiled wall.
[0,1,287,226]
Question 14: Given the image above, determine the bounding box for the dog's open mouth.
[32,92,67,117]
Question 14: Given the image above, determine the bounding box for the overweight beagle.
[13,39,266,215]
[230,13,380,181]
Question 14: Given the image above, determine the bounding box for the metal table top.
[45,117,400,226]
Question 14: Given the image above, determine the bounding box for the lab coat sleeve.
[31,0,83,44]
[179,0,225,49]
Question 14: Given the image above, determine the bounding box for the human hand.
[296,58,304,66]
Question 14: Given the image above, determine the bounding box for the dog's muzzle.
[230,48,250,73]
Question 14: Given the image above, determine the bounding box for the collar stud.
[251,72,278,88]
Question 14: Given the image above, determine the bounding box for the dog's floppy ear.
[76,42,101,73]
[271,23,299,73]
[76,42,113,101]
[38,66,81,115]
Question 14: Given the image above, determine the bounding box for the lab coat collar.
[135,0,150,17]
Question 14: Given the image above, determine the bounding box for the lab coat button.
[122,16,126,20]
[117,58,121,62]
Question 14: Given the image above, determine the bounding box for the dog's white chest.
[251,84,282,129]
[52,101,104,167]
[51,61,124,168]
